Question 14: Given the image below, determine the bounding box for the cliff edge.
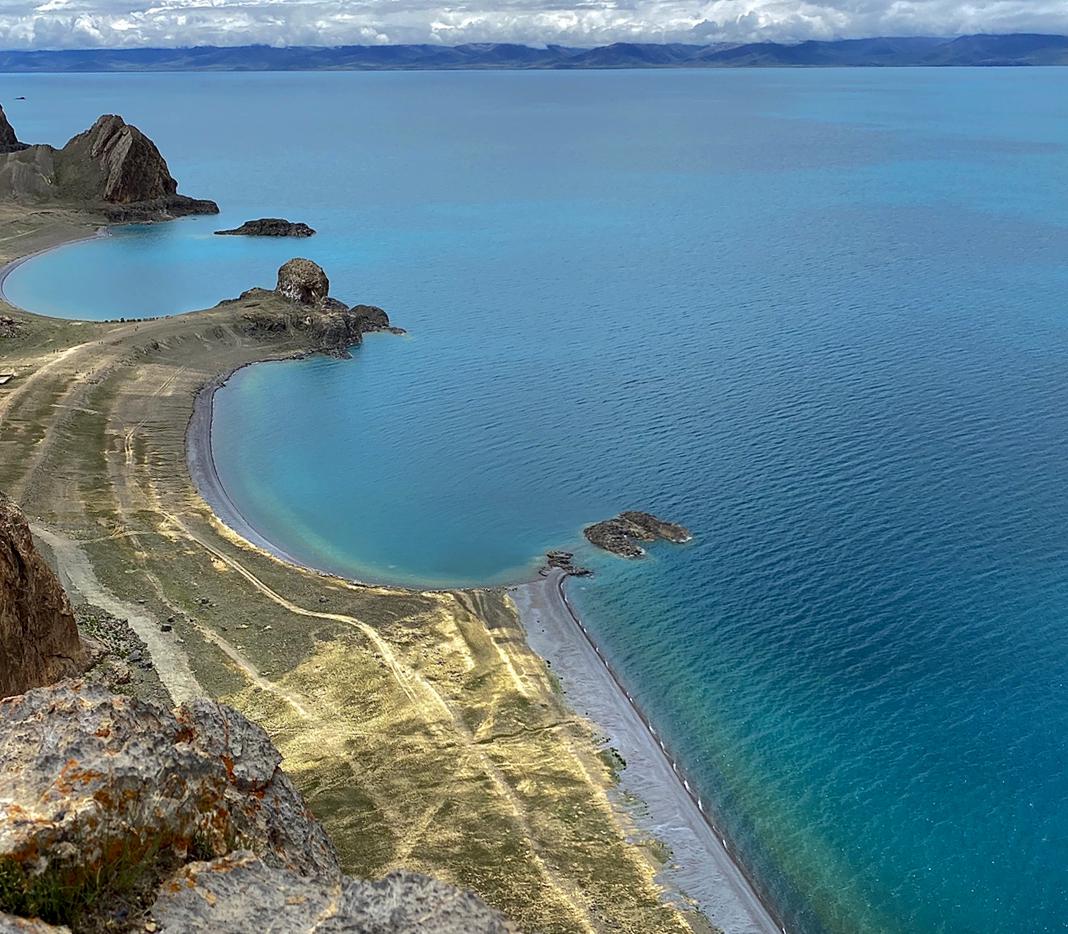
[0,493,87,698]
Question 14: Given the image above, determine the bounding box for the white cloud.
[1,0,1067,49]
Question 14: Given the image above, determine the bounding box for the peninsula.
[0,108,779,934]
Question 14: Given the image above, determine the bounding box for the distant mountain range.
[2,34,1068,72]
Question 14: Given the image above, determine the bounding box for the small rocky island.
[215,218,316,238]
[584,511,692,558]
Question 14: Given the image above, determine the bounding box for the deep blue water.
[5,69,1068,934]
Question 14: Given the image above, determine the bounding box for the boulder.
[215,219,315,238]
[151,853,513,933]
[275,258,329,307]
[0,492,87,698]
[349,303,391,333]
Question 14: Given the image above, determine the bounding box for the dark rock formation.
[0,681,511,933]
[0,112,217,220]
[349,303,404,335]
[544,551,591,577]
[0,492,87,698]
[0,105,26,155]
[215,218,316,238]
[151,852,513,933]
[583,511,692,559]
[275,257,329,307]
[229,262,403,357]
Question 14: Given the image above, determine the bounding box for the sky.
[1,0,1066,50]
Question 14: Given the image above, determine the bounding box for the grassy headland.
[0,205,714,934]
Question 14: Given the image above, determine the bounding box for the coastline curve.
[0,227,110,314]
[187,354,785,934]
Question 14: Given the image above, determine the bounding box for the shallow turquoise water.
[6,69,1068,933]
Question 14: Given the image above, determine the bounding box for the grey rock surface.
[0,681,339,882]
[0,105,27,154]
[151,852,514,933]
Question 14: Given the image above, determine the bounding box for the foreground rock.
[0,110,218,221]
[583,511,692,558]
[216,218,316,237]
[151,852,513,933]
[0,681,509,932]
[0,492,87,698]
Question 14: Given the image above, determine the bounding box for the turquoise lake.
[4,68,1068,933]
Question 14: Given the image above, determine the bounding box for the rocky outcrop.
[583,511,692,558]
[350,303,403,335]
[215,218,315,238]
[276,257,330,307]
[0,493,87,698]
[0,106,26,155]
[0,112,217,220]
[543,551,591,577]
[151,853,513,933]
[0,681,511,933]
[228,262,404,357]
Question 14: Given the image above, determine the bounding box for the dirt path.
[32,524,204,704]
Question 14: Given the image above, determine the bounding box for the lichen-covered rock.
[0,681,339,896]
[275,258,329,307]
[216,218,315,238]
[0,492,87,698]
[151,853,514,933]
[175,700,340,880]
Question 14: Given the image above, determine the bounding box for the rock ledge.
[215,218,316,238]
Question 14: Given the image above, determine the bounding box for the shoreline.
[189,353,785,934]
[514,571,784,934]
[0,226,109,311]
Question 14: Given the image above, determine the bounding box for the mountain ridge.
[1,33,1068,71]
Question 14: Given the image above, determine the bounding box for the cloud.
[1,0,1068,49]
